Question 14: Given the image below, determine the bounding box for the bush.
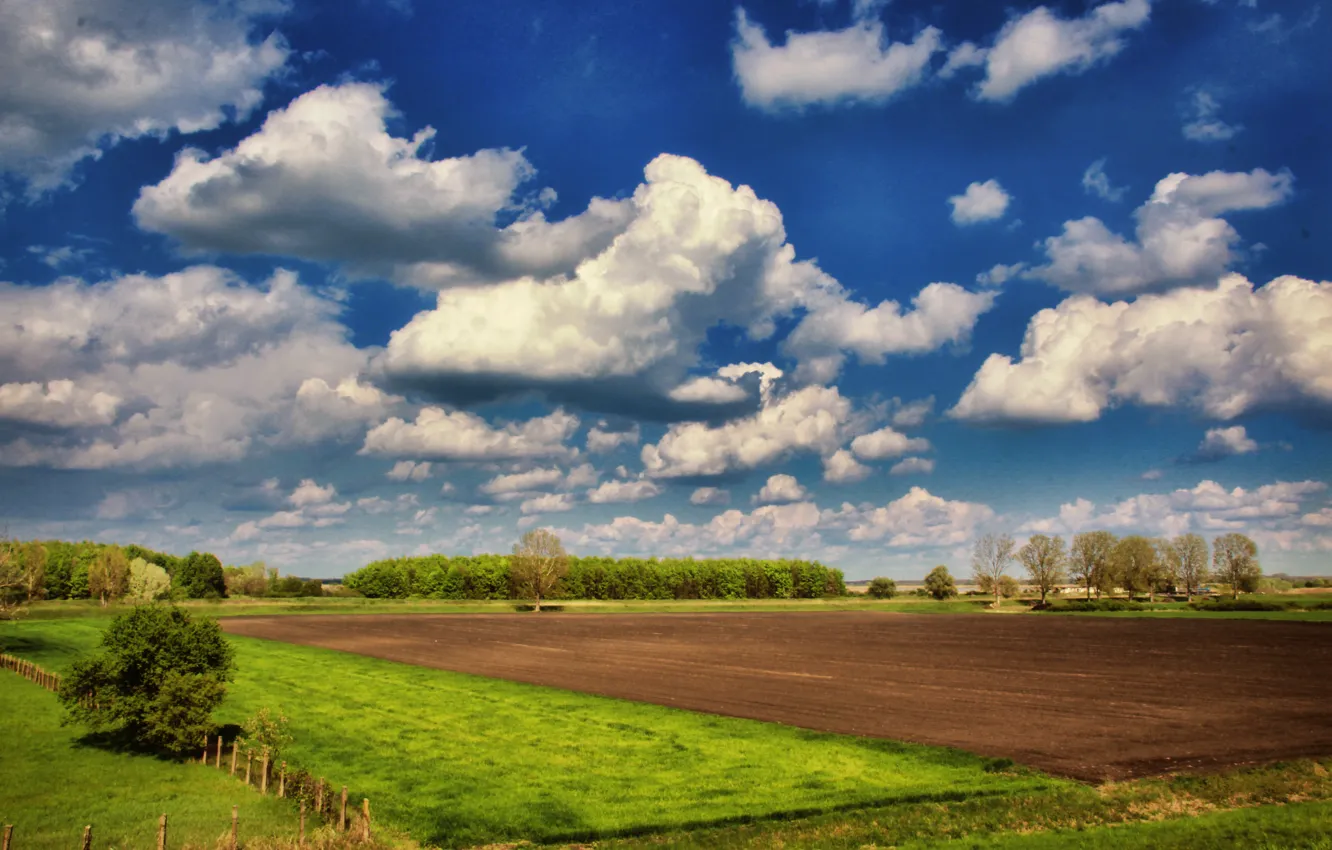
[1189,598,1291,612]
[239,707,293,761]
[1056,599,1147,612]
[866,577,897,599]
[923,565,957,600]
[58,605,235,755]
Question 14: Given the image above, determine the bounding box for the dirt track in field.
[221,612,1332,781]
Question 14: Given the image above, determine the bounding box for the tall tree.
[971,533,1015,608]
[1112,536,1158,601]
[88,546,129,605]
[175,551,226,599]
[1213,533,1261,599]
[1168,534,1210,600]
[1019,534,1067,606]
[511,528,569,612]
[1069,531,1116,600]
[923,565,957,600]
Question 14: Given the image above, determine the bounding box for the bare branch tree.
[1019,534,1067,606]
[971,533,1015,609]
[1069,531,1116,600]
[511,528,569,612]
[1168,534,1209,600]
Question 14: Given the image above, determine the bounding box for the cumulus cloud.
[949,273,1332,423]
[850,426,932,460]
[976,262,1027,288]
[134,82,632,287]
[585,478,664,504]
[889,396,935,429]
[753,474,807,505]
[586,422,641,454]
[386,460,432,482]
[822,449,871,483]
[0,266,376,469]
[478,463,596,498]
[948,180,1011,224]
[1082,158,1127,202]
[1182,90,1242,142]
[568,501,825,556]
[1,0,290,198]
[361,408,579,461]
[690,487,731,506]
[1182,425,1260,463]
[820,487,995,546]
[1029,168,1295,296]
[730,9,942,109]
[890,457,935,476]
[948,0,1152,102]
[520,492,577,515]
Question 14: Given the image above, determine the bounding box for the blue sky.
[1,0,1330,579]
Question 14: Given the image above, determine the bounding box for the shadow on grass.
[0,632,65,657]
[511,604,566,612]
[68,722,245,763]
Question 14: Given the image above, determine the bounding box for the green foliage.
[1056,599,1148,612]
[58,605,235,754]
[240,706,293,761]
[126,557,171,603]
[924,565,957,600]
[173,551,226,598]
[867,577,898,599]
[343,554,846,601]
[1190,598,1291,612]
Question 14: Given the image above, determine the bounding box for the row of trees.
[968,531,1261,607]
[343,536,847,602]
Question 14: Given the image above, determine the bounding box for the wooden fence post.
[3,824,13,850]
[315,779,324,818]
[230,740,238,776]
[362,798,371,842]
[82,825,92,850]
[157,813,167,850]
[339,786,348,832]
[299,801,306,846]
[201,733,209,765]
[260,752,270,795]
[215,736,222,769]
[230,806,238,850]
[245,751,252,785]
[278,761,286,798]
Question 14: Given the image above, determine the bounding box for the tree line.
[342,548,847,601]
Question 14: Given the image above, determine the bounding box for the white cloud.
[288,479,336,508]
[1031,167,1294,297]
[520,492,576,515]
[956,0,1152,102]
[1142,469,1164,480]
[1,0,290,197]
[731,9,942,109]
[586,422,641,454]
[754,473,808,505]
[949,273,1332,423]
[386,460,432,482]
[1082,158,1127,202]
[27,244,95,270]
[690,487,731,506]
[1182,90,1242,142]
[0,266,374,470]
[823,449,872,483]
[976,262,1027,288]
[949,179,1011,224]
[362,407,579,461]
[586,478,664,504]
[480,466,565,496]
[890,396,935,429]
[820,487,995,546]
[1193,426,1259,461]
[890,457,935,476]
[569,501,824,555]
[850,426,931,460]
[642,384,860,478]
[134,82,632,287]
[464,504,497,516]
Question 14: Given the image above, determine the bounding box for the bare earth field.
[221,612,1332,781]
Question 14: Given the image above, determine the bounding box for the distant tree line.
[343,552,847,600]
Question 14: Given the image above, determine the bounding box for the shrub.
[240,707,293,762]
[866,577,897,599]
[923,565,957,600]
[58,605,235,755]
[1056,599,1147,612]
[1189,598,1291,612]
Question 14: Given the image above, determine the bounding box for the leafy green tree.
[239,707,293,762]
[174,551,226,598]
[1213,533,1261,599]
[1068,532,1115,600]
[923,565,957,600]
[58,606,235,754]
[971,533,1015,608]
[1112,536,1159,601]
[127,558,171,603]
[512,528,569,611]
[88,546,129,605]
[866,577,897,599]
[1018,534,1067,606]
[1164,534,1209,599]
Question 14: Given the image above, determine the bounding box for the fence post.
[3,824,13,850]
[299,801,306,846]
[245,752,252,785]
[157,813,167,850]
[339,786,348,832]
[315,779,323,818]
[260,752,270,795]
[215,736,222,769]
[278,761,286,798]
[362,798,371,842]
[82,825,92,850]
[230,806,238,850]
[230,740,238,776]
[201,733,209,765]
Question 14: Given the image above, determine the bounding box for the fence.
[1,655,374,848]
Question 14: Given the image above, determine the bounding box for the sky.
[1,0,1330,580]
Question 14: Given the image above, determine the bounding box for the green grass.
[1,617,1059,848]
[0,670,298,850]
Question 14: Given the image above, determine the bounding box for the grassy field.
[1,617,1059,848]
[0,671,299,850]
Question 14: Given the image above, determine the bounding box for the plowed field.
[221,612,1332,781]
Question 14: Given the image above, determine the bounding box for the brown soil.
[221,612,1332,781]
